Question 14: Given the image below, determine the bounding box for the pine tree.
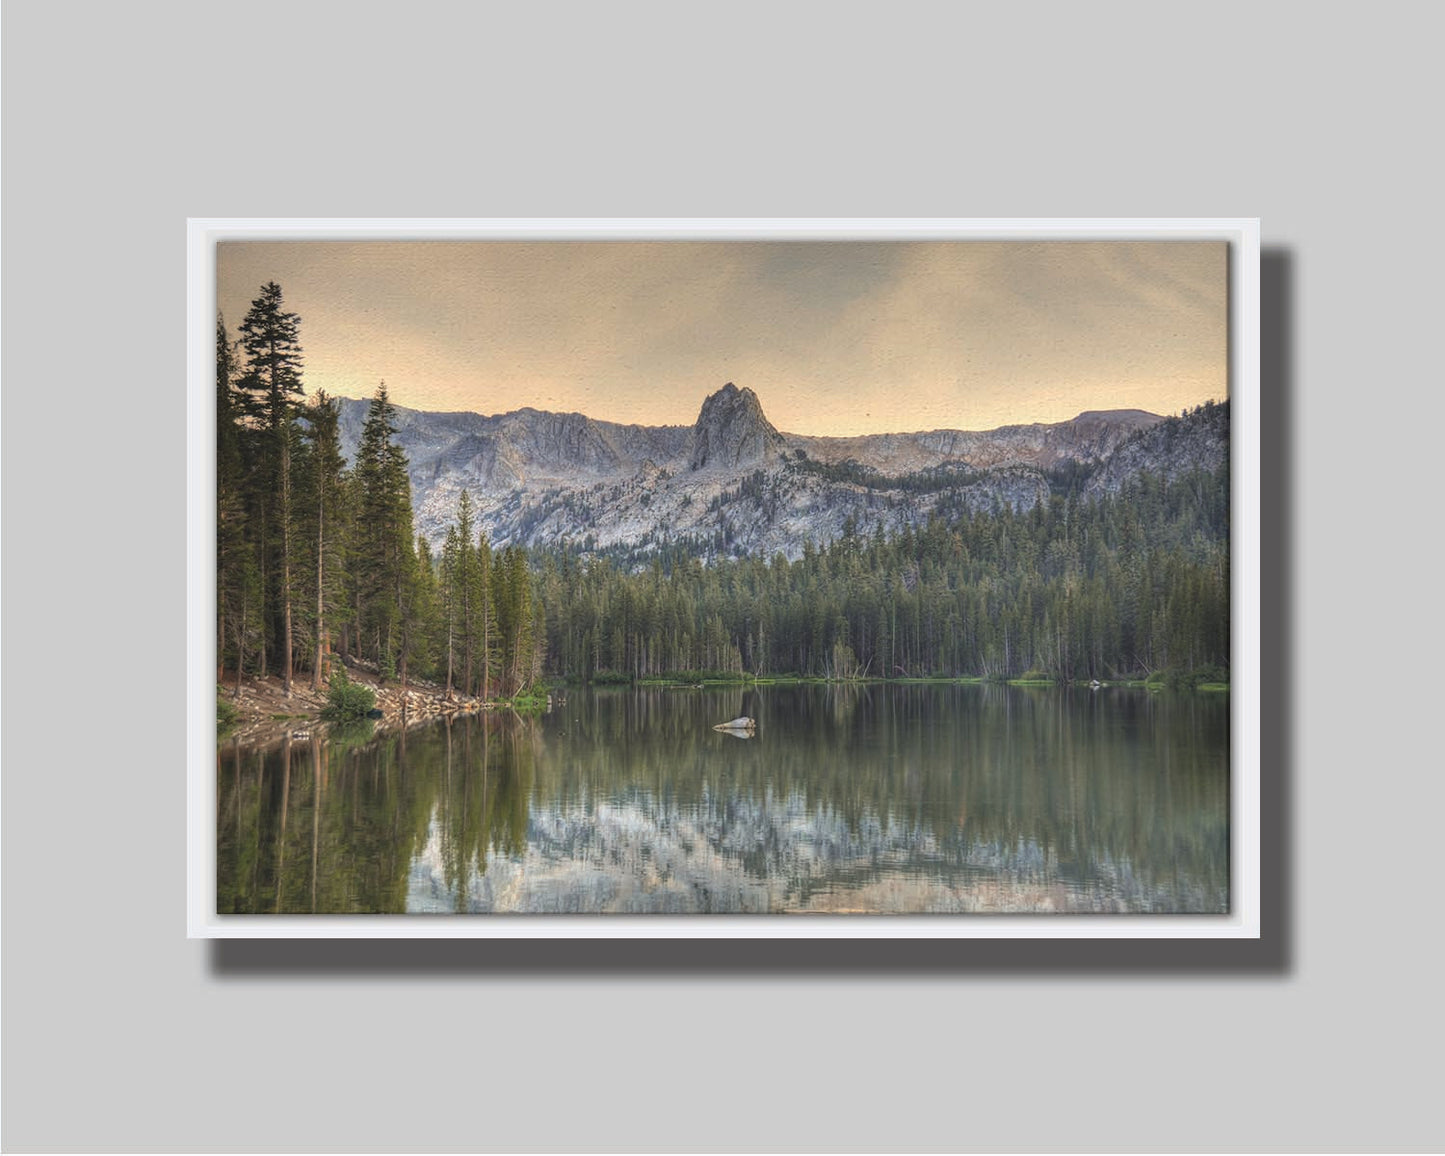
[435,493,497,698]
[440,524,461,695]
[495,545,536,696]
[236,282,305,697]
[353,382,417,682]
[299,391,347,689]
[215,313,246,684]
[476,532,495,699]
[454,489,479,696]
[410,535,441,684]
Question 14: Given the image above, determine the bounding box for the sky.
[217,240,1227,437]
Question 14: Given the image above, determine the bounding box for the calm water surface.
[217,685,1228,914]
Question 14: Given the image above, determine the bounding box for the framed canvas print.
[187,219,1260,938]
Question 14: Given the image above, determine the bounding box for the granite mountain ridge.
[334,384,1225,562]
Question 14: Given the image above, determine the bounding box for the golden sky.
[217,240,1226,436]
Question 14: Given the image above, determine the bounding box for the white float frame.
[187,218,1260,939]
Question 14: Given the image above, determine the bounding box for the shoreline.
[219,667,1230,746]
[216,663,502,745]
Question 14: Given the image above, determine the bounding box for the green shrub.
[323,667,376,720]
[217,691,239,731]
[507,689,550,712]
[1146,666,1229,691]
[589,670,632,685]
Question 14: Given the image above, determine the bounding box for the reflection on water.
[217,685,1228,914]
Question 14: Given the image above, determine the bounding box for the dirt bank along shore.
[218,660,493,745]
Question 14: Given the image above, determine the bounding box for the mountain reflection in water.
[217,684,1228,915]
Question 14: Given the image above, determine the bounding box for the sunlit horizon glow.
[216,240,1227,437]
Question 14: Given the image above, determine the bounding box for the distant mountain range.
[335,383,1227,562]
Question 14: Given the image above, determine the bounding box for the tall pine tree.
[353,382,418,683]
[215,313,258,692]
[236,282,305,697]
[299,390,347,689]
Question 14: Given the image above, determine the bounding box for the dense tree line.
[534,464,1229,683]
[217,283,544,699]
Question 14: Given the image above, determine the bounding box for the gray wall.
[4,3,1440,1151]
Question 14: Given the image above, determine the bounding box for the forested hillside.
[534,456,1228,683]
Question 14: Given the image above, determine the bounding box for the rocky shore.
[217,661,495,745]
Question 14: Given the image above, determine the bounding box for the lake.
[216,684,1229,915]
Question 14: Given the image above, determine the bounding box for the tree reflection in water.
[217,685,1228,914]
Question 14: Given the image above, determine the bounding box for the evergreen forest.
[216,283,545,702]
[533,464,1228,685]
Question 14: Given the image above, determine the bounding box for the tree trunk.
[312,487,325,691]
[446,610,454,697]
[256,508,268,679]
[217,588,226,684]
[280,429,294,698]
[481,613,491,701]
[233,604,247,698]
[462,581,473,701]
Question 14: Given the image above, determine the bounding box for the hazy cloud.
[217,239,1225,434]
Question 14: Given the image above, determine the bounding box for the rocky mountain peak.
[336,391,1223,563]
[690,383,785,471]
